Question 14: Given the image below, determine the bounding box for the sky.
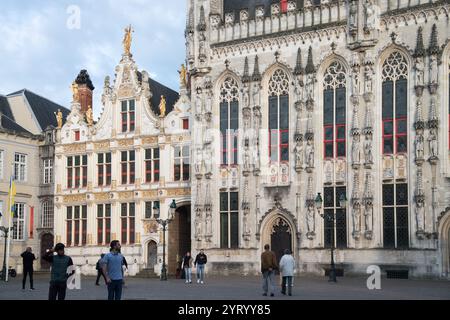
[0,0,187,118]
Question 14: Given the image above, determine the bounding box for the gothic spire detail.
[294,48,304,75]
[351,106,360,135]
[363,173,373,200]
[242,57,250,83]
[252,55,261,81]
[307,176,314,201]
[305,46,315,74]
[413,27,426,58]
[242,180,250,210]
[197,6,207,32]
[428,24,440,56]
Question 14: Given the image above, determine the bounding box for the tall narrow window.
[0,150,4,180]
[66,155,87,189]
[66,205,87,246]
[97,153,112,187]
[174,146,190,181]
[43,159,53,184]
[14,153,27,182]
[145,201,159,219]
[220,77,239,166]
[121,100,136,133]
[323,187,347,249]
[220,192,239,249]
[12,203,25,241]
[323,61,347,159]
[383,184,409,249]
[121,150,135,185]
[268,69,290,163]
[97,204,111,245]
[145,148,160,183]
[41,201,54,228]
[382,52,409,155]
[121,203,135,244]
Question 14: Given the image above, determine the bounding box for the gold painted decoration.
[63,194,86,203]
[119,191,134,200]
[159,95,166,117]
[86,105,94,126]
[64,143,86,153]
[54,109,63,129]
[94,141,110,151]
[142,136,158,145]
[123,25,134,56]
[118,139,134,147]
[71,82,79,102]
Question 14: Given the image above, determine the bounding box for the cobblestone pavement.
[0,274,448,300]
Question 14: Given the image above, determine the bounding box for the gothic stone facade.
[188,0,450,278]
[53,53,192,276]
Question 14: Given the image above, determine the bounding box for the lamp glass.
[315,193,323,210]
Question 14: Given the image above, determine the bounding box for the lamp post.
[0,215,17,281]
[315,192,338,283]
[153,199,177,281]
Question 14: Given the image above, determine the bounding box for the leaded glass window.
[382,183,409,249]
[323,186,347,249]
[220,77,239,166]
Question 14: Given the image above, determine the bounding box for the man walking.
[194,249,207,284]
[261,244,278,297]
[101,240,125,300]
[182,251,193,284]
[43,243,74,301]
[279,249,295,296]
[95,254,107,286]
[21,247,36,291]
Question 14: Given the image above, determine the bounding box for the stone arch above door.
[438,208,450,278]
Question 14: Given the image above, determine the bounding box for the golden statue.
[71,81,79,102]
[54,109,63,129]
[123,25,133,56]
[179,64,187,87]
[159,95,166,117]
[86,105,94,126]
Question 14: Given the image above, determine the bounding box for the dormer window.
[121,100,136,133]
[182,118,189,130]
[74,130,80,141]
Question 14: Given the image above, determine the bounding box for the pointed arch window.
[323,61,347,159]
[382,52,409,155]
[268,69,290,163]
[220,77,240,166]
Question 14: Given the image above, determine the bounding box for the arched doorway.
[40,233,54,269]
[270,218,293,265]
[147,241,158,269]
[168,205,191,276]
[438,210,450,278]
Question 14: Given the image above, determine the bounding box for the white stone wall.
[188,0,450,277]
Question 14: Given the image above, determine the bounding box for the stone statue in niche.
[364,0,379,34]
[306,203,316,239]
[203,149,212,176]
[243,145,252,173]
[195,93,203,115]
[243,84,250,109]
[429,55,438,86]
[416,201,425,234]
[306,74,315,101]
[363,135,373,165]
[198,32,207,62]
[294,77,304,103]
[414,134,424,160]
[205,210,212,237]
[364,202,373,237]
[414,57,425,87]
[294,140,304,170]
[428,128,438,159]
[195,147,203,176]
[364,65,374,94]
[349,0,358,32]
[352,135,361,165]
[252,83,261,107]
[305,139,315,169]
[187,32,195,58]
[205,91,212,114]
[352,204,362,237]
[195,209,202,240]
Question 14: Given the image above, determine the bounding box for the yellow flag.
[9,176,16,217]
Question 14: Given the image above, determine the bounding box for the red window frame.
[183,118,189,130]
[279,129,289,163]
[121,112,128,133]
[323,125,334,159]
[74,130,80,141]
[395,117,407,154]
[280,0,288,13]
[336,124,346,158]
[67,168,73,189]
[382,119,394,155]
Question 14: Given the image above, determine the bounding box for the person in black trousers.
[95,254,107,286]
[43,243,74,301]
[21,247,36,290]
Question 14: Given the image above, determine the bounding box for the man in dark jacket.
[194,249,207,284]
[43,243,74,301]
[21,247,36,290]
[261,244,278,297]
[95,254,107,286]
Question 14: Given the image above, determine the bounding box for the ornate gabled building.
[187,0,450,278]
[53,32,192,276]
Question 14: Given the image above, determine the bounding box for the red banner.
[281,0,288,13]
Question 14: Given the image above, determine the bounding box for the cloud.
[0,0,186,118]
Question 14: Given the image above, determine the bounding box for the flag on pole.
[9,176,16,217]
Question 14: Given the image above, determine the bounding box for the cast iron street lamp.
[153,199,177,281]
[0,216,17,281]
[315,192,346,283]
